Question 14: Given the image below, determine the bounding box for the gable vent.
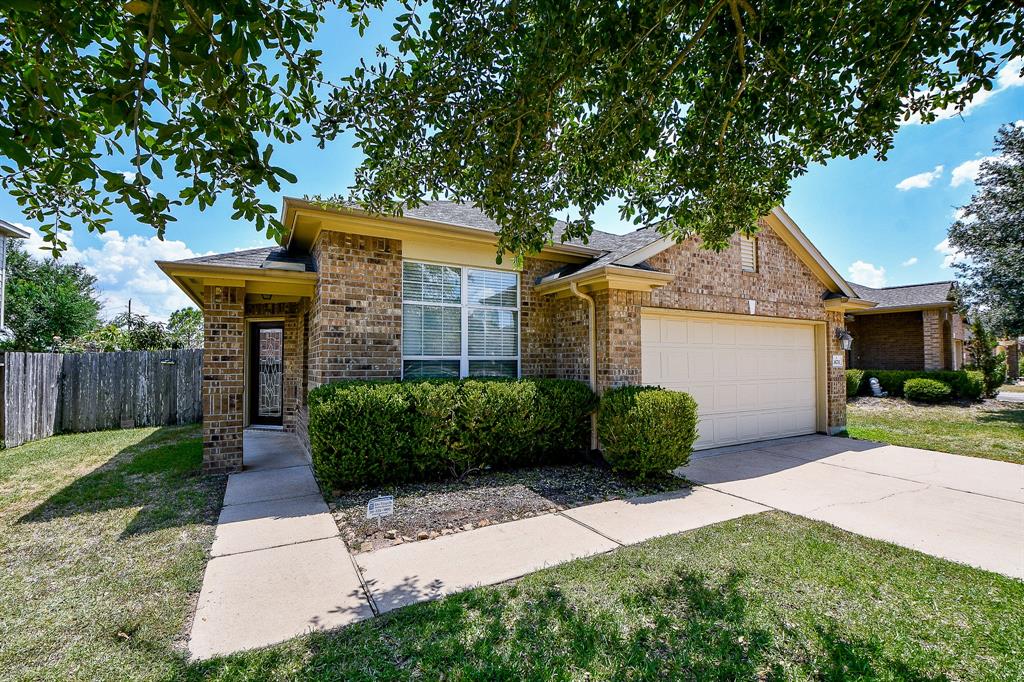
[740,235,758,273]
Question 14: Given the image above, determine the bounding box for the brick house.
[159,199,875,474]
[846,282,966,371]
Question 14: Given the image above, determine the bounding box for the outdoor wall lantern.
[835,328,854,351]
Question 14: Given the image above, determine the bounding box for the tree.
[0,1,325,253]
[1,2,1021,258]
[0,241,101,351]
[948,123,1024,337]
[320,0,1024,257]
[966,316,1007,397]
[167,307,203,348]
[61,311,173,352]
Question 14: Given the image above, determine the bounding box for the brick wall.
[923,309,943,370]
[309,231,403,386]
[202,285,245,474]
[847,311,925,370]
[825,309,847,432]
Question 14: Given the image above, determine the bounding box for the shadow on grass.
[184,562,948,680]
[17,425,222,537]
[975,405,1024,426]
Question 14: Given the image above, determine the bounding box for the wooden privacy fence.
[1,349,203,448]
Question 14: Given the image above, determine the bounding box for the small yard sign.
[367,495,395,525]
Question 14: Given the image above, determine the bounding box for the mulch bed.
[329,464,687,553]
[848,395,1009,412]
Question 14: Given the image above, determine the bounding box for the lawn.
[847,397,1024,464]
[0,425,224,681]
[1000,383,1024,393]
[3,427,1023,681]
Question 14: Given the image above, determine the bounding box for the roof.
[849,281,955,310]
[0,219,30,239]
[176,246,316,273]
[401,200,636,253]
[164,200,859,302]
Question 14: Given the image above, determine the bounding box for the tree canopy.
[949,123,1024,337]
[1,240,101,351]
[1,1,1022,257]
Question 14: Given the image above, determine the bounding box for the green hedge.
[904,378,952,403]
[597,386,698,480]
[845,369,865,397]
[308,378,597,490]
[855,369,984,400]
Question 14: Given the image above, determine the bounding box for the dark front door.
[249,322,284,426]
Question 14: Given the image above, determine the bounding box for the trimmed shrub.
[308,378,597,490]
[903,378,952,403]
[845,369,864,397]
[856,369,983,400]
[597,386,698,480]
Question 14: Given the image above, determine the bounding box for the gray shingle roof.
[177,246,315,272]
[849,281,955,309]
[402,200,646,253]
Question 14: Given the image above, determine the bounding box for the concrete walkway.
[997,391,1024,403]
[188,431,372,659]
[677,434,1024,579]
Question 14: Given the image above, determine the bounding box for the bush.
[308,378,597,490]
[597,386,698,480]
[856,369,984,400]
[903,378,953,403]
[845,369,864,397]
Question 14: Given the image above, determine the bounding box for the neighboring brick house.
[159,199,874,474]
[846,281,966,371]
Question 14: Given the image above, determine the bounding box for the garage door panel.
[642,313,819,449]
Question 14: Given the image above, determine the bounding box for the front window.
[402,261,519,379]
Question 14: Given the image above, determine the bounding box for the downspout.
[569,281,599,450]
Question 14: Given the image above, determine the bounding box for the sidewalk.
[188,433,766,659]
[188,450,372,659]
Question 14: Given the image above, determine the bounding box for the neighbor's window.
[402,261,519,379]
[740,235,758,272]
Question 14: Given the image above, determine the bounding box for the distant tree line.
[1,240,202,352]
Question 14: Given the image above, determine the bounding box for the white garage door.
[641,313,818,449]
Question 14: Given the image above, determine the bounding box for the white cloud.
[14,225,210,321]
[950,155,1002,187]
[934,238,967,268]
[901,257,918,266]
[904,57,1024,124]
[895,164,943,190]
[847,260,887,288]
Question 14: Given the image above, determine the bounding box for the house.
[0,219,31,337]
[846,281,966,371]
[158,199,874,474]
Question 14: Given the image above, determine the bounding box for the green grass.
[999,383,1024,393]
[3,427,1022,681]
[0,425,224,681]
[188,512,1023,681]
[847,398,1024,464]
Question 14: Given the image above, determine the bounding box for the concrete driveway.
[677,435,1024,579]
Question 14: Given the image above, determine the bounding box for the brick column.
[825,310,847,434]
[202,285,245,474]
[309,231,402,386]
[922,309,942,370]
[593,289,644,393]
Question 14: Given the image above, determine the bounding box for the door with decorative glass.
[249,322,284,426]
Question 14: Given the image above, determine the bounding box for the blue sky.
[2,6,1022,320]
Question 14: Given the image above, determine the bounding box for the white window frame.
[401,259,521,379]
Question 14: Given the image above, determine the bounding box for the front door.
[249,322,284,426]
